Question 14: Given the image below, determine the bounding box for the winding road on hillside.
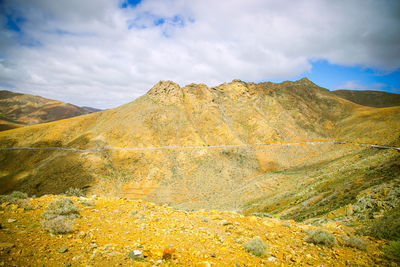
[0,140,399,152]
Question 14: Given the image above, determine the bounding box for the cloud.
[0,0,399,108]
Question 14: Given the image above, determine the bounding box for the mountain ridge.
[0,78,399,226]
[332,89,400,108]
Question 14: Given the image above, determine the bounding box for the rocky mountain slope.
[0,194,390,266]
[0,78,399,225]
[333,89,400,108]
[0,90,92,131]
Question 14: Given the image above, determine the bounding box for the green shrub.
[41,216,74,234]
[383,240,400,263]
[42,198,80,234]
[306,229,337,247]
[65,187,86,197]
[244,237,268,257]
[341,235,367,251]
[42,198,80,220]
[0,191,28,204]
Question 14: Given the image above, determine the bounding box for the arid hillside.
[333,89,400,108]
[0,78,399,224]
[0,90,92,131]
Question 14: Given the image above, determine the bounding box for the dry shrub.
[341,235,367,251]
[244,237,268,257]
[41,216,74,234]
[65,187,86,197]
[306,229,337,247]
[16,198,32,210]
[41,198,80,234]
[42,198,80,220]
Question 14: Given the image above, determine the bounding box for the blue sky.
[268,60,400,93]
[0,0,399,108]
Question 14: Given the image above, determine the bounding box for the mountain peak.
[147,80,182,103]
[147,81,180,95]
[297,77,313,84]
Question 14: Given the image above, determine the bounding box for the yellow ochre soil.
[0,195,389,266]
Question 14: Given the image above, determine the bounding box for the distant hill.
[0,90,92,131]
[333,89,400,107]
[82,106,103,112]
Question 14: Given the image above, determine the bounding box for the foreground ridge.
[0,194,389,266]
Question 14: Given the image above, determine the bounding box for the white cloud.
[0,0,399,108]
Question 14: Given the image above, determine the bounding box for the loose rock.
[58,247,68,253]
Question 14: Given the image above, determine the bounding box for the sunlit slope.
[0,78,399,214]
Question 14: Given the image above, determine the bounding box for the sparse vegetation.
[41,198,80,234]
[0,191,28,204]
[244,237,268,257]
[383,240,400,263]
[65,187,86,197]
[364,206,400,241]
[306,229,337,247]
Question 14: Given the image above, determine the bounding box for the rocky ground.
[0,195,391,266]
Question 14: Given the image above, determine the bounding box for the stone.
[58,247,68,253]
[7,219,16,223]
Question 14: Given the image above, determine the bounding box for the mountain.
[0,78,399,225]
[82,106,103,112]
[333,89,400,108]
[0,90,92,131]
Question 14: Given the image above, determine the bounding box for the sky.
[0,0,399,109]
